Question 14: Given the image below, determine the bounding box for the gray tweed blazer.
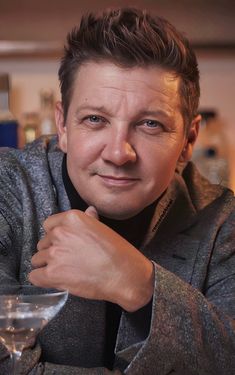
[0,137,234,375]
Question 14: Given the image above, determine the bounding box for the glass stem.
[10,349,22,375]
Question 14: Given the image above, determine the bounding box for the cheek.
[66,135,101,171]
[143,145,180,174]
[142,145,182,187]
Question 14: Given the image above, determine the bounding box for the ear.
[179,114,201,163]
[55,101,67,153]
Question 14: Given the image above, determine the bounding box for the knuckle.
[37,238,45,251]
[65,210,80,224]
[44,264,62,288]
[51,226,64,240]
[47,245,57,259]
[44,264,56,282]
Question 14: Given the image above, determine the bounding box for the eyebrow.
[75,106,173,119]
[136,109,173,120]
[75,105,108,117]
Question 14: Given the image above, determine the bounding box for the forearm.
[0,212,19,282]
[0,344,122,375]
[116,263,235,375]
[32,363,122,375]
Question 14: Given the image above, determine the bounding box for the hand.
[28,207,154,312]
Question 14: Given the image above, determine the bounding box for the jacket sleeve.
[115,211,235,375]
[31,363,121,375]
[0,345,121,375]
[0,168,23,283]
[0,185,25,367]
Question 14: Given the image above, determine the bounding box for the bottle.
[38,89,56,136]
[192,110,230,187]
[0,73,19,148]
[21,112,40,144]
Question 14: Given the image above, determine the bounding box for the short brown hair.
[58,8,200,128]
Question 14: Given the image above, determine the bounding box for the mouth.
[97,174,139,187]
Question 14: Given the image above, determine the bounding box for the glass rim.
[0,285,68,297]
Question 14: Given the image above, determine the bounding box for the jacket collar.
[142,169,198,248]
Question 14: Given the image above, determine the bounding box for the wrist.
[118,258,154,312]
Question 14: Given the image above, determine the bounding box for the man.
[0,7,234,375]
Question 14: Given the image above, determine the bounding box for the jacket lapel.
[141,171,202,285]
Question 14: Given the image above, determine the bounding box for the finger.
[28,268,52,288]
[85,206,99,220]
[43,212,68,232]
[43,209,83,232]
[37,235,52,251]
[31,250,49,268]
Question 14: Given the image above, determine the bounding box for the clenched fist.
[29,207,154,312]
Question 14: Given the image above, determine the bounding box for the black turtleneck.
[62,155,155,369]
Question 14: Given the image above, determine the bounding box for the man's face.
[56,61,197,219]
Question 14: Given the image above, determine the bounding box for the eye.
[86,115,104,123]
[145,120,161,128]
[137,119,164,133]
[82,115,107,127]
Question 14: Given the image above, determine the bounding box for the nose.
[101,128,137,166]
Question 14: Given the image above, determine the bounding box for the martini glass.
[0,285,68,374]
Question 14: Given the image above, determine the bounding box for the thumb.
[85,206,99,220]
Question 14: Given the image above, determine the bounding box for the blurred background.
[0,0,235,190]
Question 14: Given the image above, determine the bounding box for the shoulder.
[0,136,63,222]
[0,135,62,177]
[0,136,64,207]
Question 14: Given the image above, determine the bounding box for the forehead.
[76,61,179,88]
[70,61,181,114]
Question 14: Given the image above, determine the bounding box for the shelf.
[0,41,62,59]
